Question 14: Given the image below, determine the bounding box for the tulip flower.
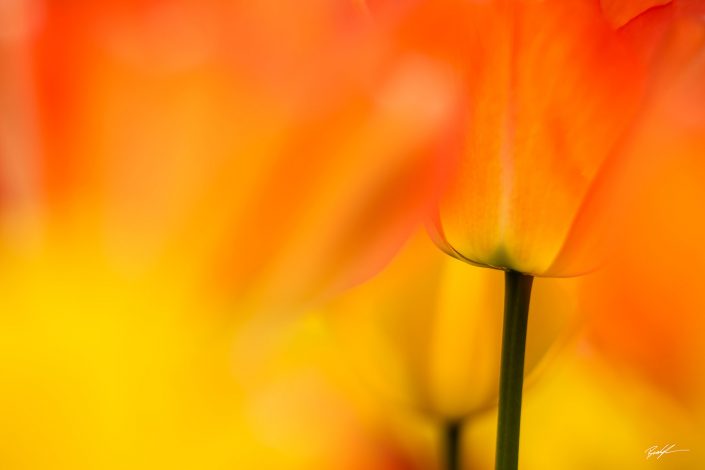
[581,156,705,428]
[2,0,459,316]
[326,231,578,468]
[414,0,677,277]
[580,18,705,412]
[371,1,704,469]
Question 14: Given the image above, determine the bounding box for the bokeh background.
[1,1,704,469]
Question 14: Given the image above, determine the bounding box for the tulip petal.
[601,0,672,28]
[428,0,645,275]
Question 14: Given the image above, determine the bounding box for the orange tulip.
[2,0,460,313]
[580,9,705,411]
[363,2,705,469]
[375,0,689,277]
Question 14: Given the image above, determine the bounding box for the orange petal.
[600,0,672,28]
[426,0,646,275]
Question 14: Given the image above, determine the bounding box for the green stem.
[495,271,533,470]
[444,421,462,470]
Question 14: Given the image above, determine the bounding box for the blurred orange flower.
[580,15,705,410]
[2,0,460,313]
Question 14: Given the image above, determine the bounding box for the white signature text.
[645,444,689,460]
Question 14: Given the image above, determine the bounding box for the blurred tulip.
[2,0,461,315]
[383,0,687,276]
[325,231,578,421]
[562,3,705,421]
[579,22,705,413]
